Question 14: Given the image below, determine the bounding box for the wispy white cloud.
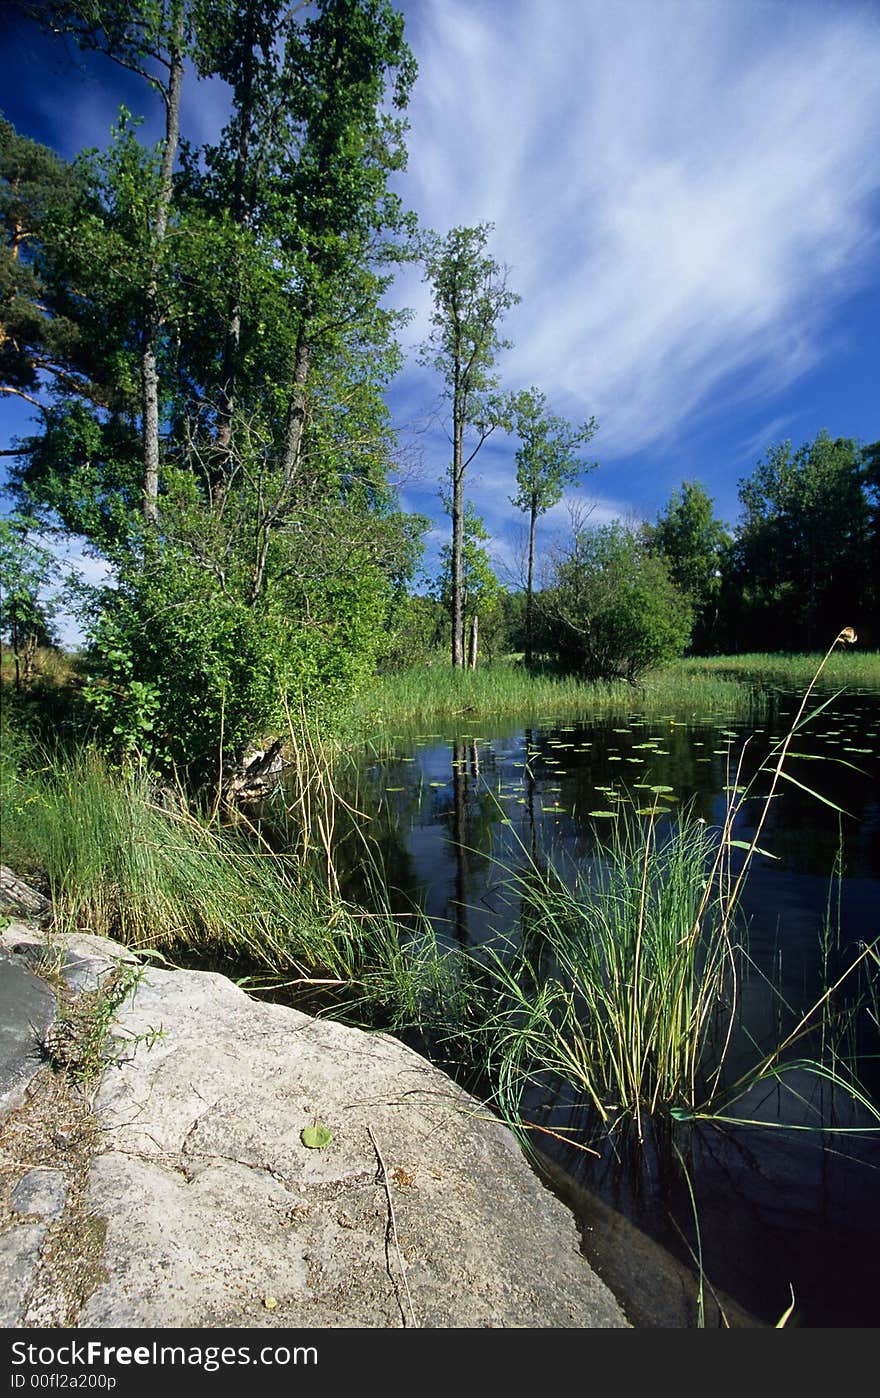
[394,0,880,459]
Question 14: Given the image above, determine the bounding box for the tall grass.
[348,660,753,736]
[0,731,450,1024]
[466,629,879,1143]
[676,650,880,690]
[476,812,736,1140]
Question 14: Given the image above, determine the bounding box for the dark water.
[336,688,880,1326]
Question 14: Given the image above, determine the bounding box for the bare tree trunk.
[526,492,537,667]
[280,331,311,491]
[451,394,465,668]
[216,2,257,475]
[142,3,185,525]
[468,612,478,669]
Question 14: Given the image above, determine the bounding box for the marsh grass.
[347,660,753,736]
[464,630,879,1145]
[348,647,880,737]
[0,732,449,1021]
[676,650,880,690]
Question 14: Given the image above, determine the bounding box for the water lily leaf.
[589,809,618,818]
[301,1124,333,1149]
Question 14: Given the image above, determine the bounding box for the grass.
[348,659,753,736]
[676,650,880,690]
[458,629,879,1146]
[0,728,451,1026]
[348,648,880,737]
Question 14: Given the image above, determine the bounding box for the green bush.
[538,522,693,681]
[83,542,391,780]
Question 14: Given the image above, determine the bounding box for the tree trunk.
[525,493,537,667]
[280,330,311,491]
[468,612,478,670]
[216,2,257,476]
[141,3,185,525]
[451,403,465,668]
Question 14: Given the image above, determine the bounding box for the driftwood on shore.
[223,739,285,802]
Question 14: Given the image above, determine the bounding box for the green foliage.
[510,386,598,664]
[644,480,731,654]
[419,222,519,665]
[6,2,424,774]
[419,223,519,412]
[82,528,395,777]
[731,431,871,650]
[0,515,60,688]
[0,116,91,398]
[540,521,693,681]
[510,387,597,520]
[45,958,162,1085]
[382,592,447,669]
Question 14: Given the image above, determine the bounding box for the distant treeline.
[389,429,879,673]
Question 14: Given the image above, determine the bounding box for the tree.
[0,515,60,689]
[8,0,426,779]
[419,223,519,668]
[510,387,598,666]
[17,0,192,522]
[0,119,92,414]
[541,521,692,682]
[435,503,502,670]
[732,431,870,650]
[644,480,730,653]
[860,439,880,642]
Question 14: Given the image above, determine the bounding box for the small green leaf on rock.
[301,1123,333,1149]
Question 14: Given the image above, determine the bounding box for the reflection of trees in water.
[446,740,508,944]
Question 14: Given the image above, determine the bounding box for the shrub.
[538,522,692,680]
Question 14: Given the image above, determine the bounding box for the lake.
[331,684,880,1326]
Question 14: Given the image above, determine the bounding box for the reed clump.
[0,730,448,1021]
[348,660,751,735]
[467,629,879,1142]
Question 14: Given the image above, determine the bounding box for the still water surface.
[337,687,880,1325]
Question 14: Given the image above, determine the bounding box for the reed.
[466,629,879,1142]
[0,730,446,1019]
[348,660,752,736]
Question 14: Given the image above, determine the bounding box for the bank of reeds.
[348,660,754,737]
[676,650,880,690]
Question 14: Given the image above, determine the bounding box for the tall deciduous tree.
[435,502,501,670]
[20,0,192,522]
[510,387,597,666]
[733,431,870,650]
[644,480,730,654]
[0,119,91,415]
[419,223,519,667]
[7,1,427,778]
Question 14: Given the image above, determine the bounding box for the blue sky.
[2,0,880,626]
